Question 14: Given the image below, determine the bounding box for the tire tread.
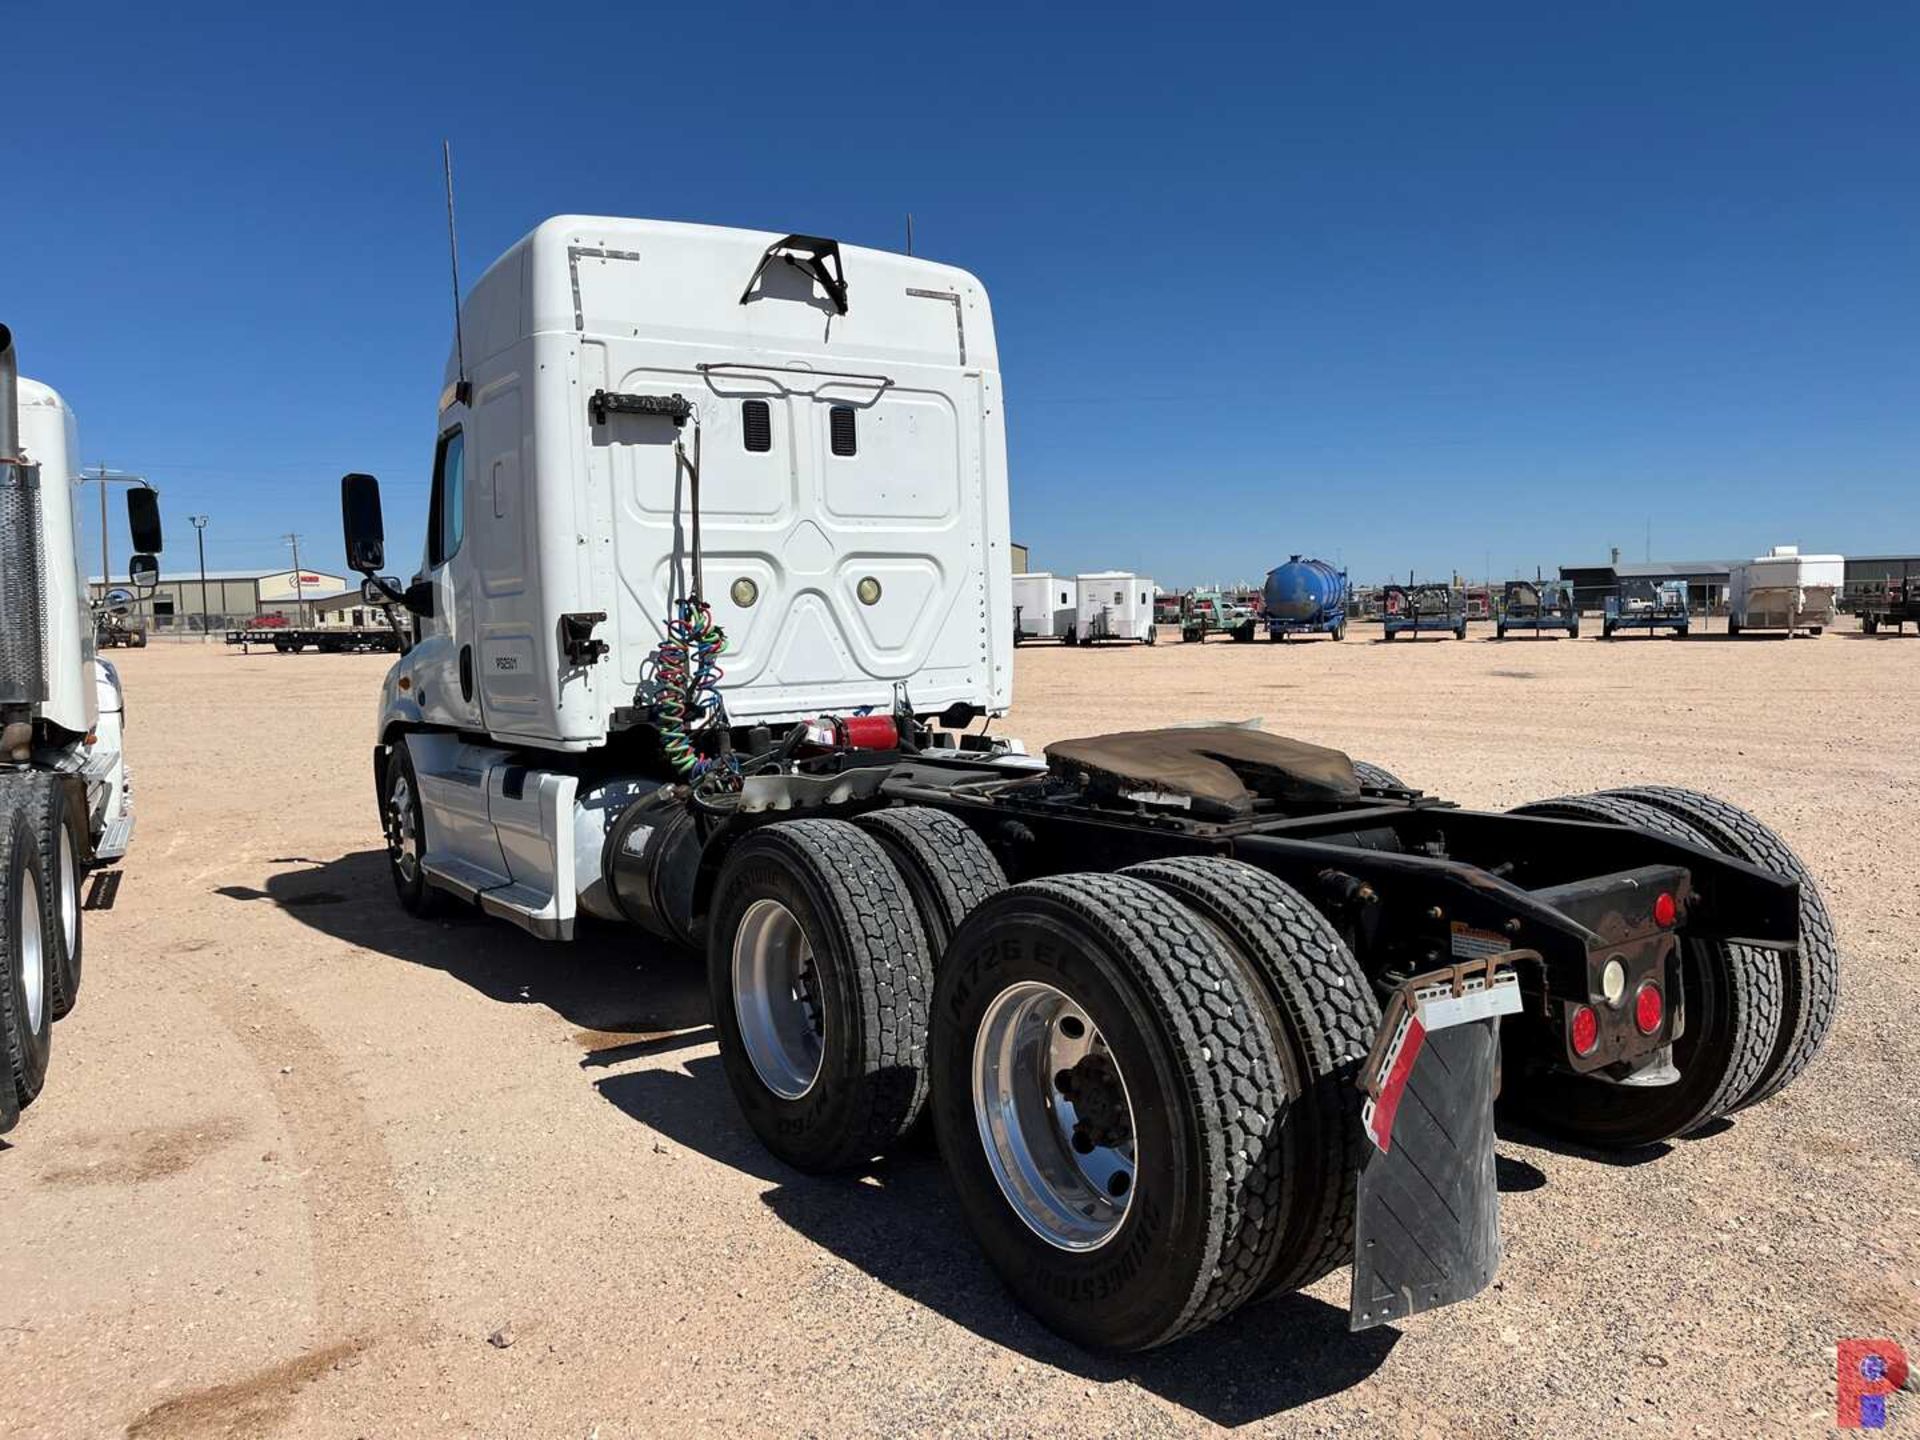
[1122,856,1380,1294]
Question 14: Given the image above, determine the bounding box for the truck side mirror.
[128,554,159,591]
[126,488,163,554]
[341,472,386,573]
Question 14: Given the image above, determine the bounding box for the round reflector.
[1653,892,1677,928]
[1635,982,1664,1035]
[1570,1004,1600,1058]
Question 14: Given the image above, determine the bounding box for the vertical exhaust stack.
[0,320,51,710]
[0,322,17,460]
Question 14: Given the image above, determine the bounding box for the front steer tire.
[710,820,934,1173]
[930,872,1287,1351]
[854,807,1006,957]
[1507,793,1783,1143]
[1121,857,1380,1295]
[1597,785,1838,1109]
[381,743,447,918]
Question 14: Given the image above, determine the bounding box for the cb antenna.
[443,139,471,407]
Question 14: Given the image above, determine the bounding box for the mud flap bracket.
[1350,956,1525,1331]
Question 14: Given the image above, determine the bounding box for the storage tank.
[1263,556,1343,621]
[1262,557,1350,641]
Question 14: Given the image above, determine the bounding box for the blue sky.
[6,2,1917,588]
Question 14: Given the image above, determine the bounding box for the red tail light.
[1652,892,1677,928]
[1635,982,1664,1035]
[1570,1004,1600,1057]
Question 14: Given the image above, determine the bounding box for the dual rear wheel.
[709,816,1379,1351]
[1505,786,1836,1147]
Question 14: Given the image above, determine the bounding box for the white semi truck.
[0,323,160,1134]
[340,218,1834,1352]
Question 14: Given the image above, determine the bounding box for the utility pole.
[88,465,150,607]
[284,533,305,622]
[190,516,210,639]
[96,464,110,596]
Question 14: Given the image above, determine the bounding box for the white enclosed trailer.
[1011,571,1078,643]
[1728,546,1843,636]
[1075,571,1158,643]
[0,323,160,1134]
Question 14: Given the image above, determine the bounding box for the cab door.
[410,424,483,729]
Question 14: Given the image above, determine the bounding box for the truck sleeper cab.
[340,220,1836,1354]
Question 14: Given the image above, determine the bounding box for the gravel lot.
[0,625,1913,1438]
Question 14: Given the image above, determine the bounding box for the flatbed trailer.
[1604,579,1690,639]
[1382,583,1466,640]
[1497,579,1579,638]
[225,625,402,653]
[1857,570,1919,635]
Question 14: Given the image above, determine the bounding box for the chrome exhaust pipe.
[0,322,17,460]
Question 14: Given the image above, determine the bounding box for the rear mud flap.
[1350,958,1525,1331]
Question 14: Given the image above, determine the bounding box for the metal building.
[1557,560,1736,615]
[89,566,350,633]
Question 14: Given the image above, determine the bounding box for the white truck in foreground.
[0,323,160,1134]
[339,218,1833,1352]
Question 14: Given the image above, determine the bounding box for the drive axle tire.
[1349,760,1407,791]
[931,873,1286,1351]
[1507,794,1783,1142]
[1597,786,1837,1109]
[18,775,84,1020]
[710,820,934,1173]
[854,807,1006,957]
[381,743,447,918]
[0,783,54,1110]
[1121,857,1380,1294]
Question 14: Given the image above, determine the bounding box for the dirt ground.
[1,623,1914,1439]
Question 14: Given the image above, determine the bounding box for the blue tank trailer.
[1382,582,1467,640]
[1604,578,1690,639]
[1263,556,1349,641]
[1496,579,1579,639]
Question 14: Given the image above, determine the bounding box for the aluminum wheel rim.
[19,867,44,1033]
[387,770,421,883]
[58,827,78,958]
[731,898,825,1101]
[972,980,1137,1252]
